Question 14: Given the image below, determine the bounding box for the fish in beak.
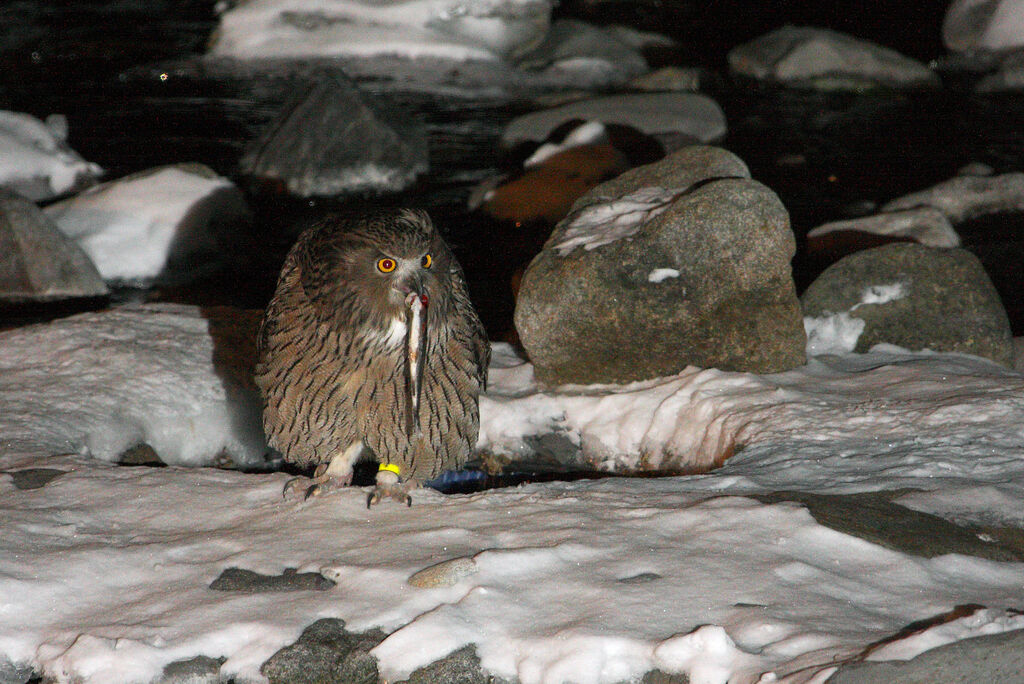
[404,289,428,436]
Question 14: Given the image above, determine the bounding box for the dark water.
[2,0,1023,339]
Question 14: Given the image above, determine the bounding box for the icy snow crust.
[3,304,1024,683]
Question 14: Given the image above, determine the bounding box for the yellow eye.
[421,254,432,269]
[377,257,397,273]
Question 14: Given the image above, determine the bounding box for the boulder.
[977,49,1024,91]
[0,111,102,202]
[943,0,1024,52]
[728,26,939,90]
[805,207,960,271]
[0,192,108,302]
[44,163,251,285]
[881,172,1024,223]
[801,243,1013,366]
[238,74,427,196]
[500,93,727,155]
[514,145,807,386]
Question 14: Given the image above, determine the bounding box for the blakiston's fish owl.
[255,209,489,506]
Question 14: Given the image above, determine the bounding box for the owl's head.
[300,209,459,332]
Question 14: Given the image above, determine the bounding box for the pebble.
[407,556,478,588]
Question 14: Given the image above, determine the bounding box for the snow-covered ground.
[2,304,1024,683]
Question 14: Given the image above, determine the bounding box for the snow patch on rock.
[0,111,102,202]
[804,282,908,356]
[554,186,678,255]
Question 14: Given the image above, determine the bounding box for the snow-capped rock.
[44,163,251,285]
[802,243,1013,365]
[208,0,553,61]
[0,304,266,466]
[728,26,940,90]
[881,172,1024,223]
[500,93,727,154]
[515,19,649,87]
[0,111,102,202]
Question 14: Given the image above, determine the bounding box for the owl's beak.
[404,290,428,436]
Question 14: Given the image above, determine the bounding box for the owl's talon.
[283,477,308,499]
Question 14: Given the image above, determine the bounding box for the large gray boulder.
[728,26,939,90]
[514,145,807,386]
[801,243,1013,366]
[238,74,427,197]
[943,0,1024,53]
[0,192,108,302]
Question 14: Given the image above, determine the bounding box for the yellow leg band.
[378,463,401,476]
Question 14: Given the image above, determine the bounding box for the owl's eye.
[376,257,397,273]
[421,254,433,269]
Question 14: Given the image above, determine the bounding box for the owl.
[254,209,489,506]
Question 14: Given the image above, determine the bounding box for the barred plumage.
[254,209,489,505]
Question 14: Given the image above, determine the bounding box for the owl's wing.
[449,259,491,391]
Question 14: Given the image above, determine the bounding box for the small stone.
[402,645,512,684]
[6,468,67,490]
[408,557,479,588]
[118,442,165,467]
[0,656,33,684]
[158,655,226,684]
[260,618,384,684]
[209,567,336,593]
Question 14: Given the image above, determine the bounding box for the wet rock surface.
[401,645,514,684]
[209,567,336,593]
[260,618,385,684]
[754,491,1024,562]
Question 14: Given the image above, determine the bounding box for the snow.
[209,0,552,61]
[554,186,679,256]
[803,283,906,356]
[648,268,680,283]
[44,166,245,284]
[3,304,1024,683]
[524,121,608,168]
[0,110,102,202]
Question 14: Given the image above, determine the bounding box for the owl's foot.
[367,466,418,508]
[283,462,353,501]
